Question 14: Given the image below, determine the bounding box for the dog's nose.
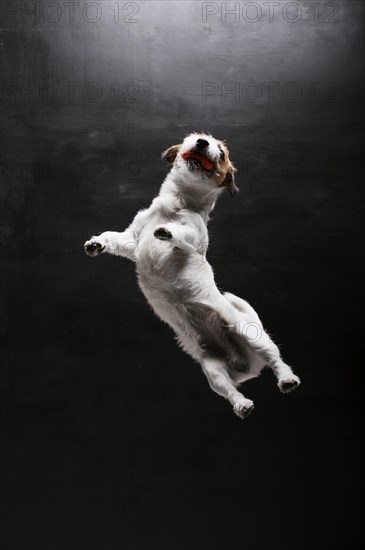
[196,138,209,150]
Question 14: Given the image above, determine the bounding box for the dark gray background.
[0,1,364,549]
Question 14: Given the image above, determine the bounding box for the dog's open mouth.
[181,151,215,172]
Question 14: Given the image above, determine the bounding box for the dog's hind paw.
[278,375,301,393]
[233,400,254,420]
[154,226,172,240]
[84,238,105,257]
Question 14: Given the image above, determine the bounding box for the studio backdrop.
[0,1,363,549]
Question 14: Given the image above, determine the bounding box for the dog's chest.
[137,210,207,268]
[135,209,209,301]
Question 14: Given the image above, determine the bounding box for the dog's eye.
[219,148,225,160]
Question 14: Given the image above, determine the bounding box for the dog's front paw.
[154,226,172,240]
[278,374,301,393]
[233,399,254,420]
[84,238,105,257]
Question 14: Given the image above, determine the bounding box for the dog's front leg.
[153,222,199,254]
[201,355,254,420]
[84,230,138,261]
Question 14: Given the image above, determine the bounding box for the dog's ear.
[223,169,239,197]
[161,144,181,164]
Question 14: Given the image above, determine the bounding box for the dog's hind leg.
[201,354,254,419]
[223,292,262,324]
[200,293,301,394]
[224,293,301,392]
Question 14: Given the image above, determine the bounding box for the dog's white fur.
[84,133,300,419]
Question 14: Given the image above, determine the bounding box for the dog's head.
[161,132,238,197]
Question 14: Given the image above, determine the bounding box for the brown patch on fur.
[161,144,182,164]
[212,140,239,196]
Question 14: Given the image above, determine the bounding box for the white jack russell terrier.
[84,132,300,419]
